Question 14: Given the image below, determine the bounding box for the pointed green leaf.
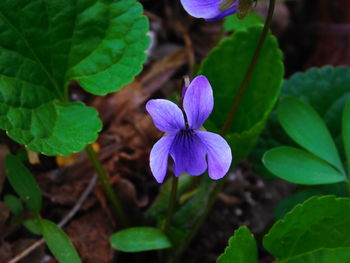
[276,248,350,263]
[41,219,81,263]
[264,196,350,260]
[278,97,344,173]
[5,154,42,213]
[343,99,350,173]
[109,227,172,252]
[217,226,258,263]
[252,66,350,176]
[200,26,284,162]
[0,0,149,155]
[4,194,23,216]
[263,146,346,185]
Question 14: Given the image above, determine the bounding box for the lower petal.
[170,131,207,177]
[150,134,176,183]
[196,131,232,180]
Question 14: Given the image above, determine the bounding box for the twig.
[7,174,98,263]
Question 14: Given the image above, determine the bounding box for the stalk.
[163,176,179,234]
[85,144,129,227]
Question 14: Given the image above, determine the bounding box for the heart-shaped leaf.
[275,248,350,263]
[5,154,42,213]
[223,12,263,33]
[199,26,284,162]
[109,227,172,252]
[264,196,350,261]
[278,97,344,173]
[263,146,346,185]
[217,226,258,263]
[0,0,149,155]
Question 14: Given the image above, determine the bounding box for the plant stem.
[85,144,128,227]
[163,176,179,235]
[173,0,276,260]
[221,0,276,136]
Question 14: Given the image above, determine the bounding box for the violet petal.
[180,0,238,20]
[196,131,232,180]
[146,99,186,133]
[170,131,207,176]
[183,75,214,130]
[150,134,176,183]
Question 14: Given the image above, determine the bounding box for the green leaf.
[263,196,350,260]
[278,97,344,173]
[41,219,81,263]
[263,146,346,185]
[252,66,350,176]
[223,12,263,32]
[23,217,42,235]
[4,194,23,216]
[109,227,172,252]
[343,99,350,173]
[274,190,321,220]
[200,26,284,162]
[217,226,258,263]
[275,248,350,263]
[5,154,42,213]
[0,0,149,155]
[147,175,194,222]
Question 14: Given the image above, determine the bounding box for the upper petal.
[150,134,176,183]
[197,131,232,180]
[146,99,185,133]
[183,76,214,130]
[170,131,207,177]
[180,0,238,20]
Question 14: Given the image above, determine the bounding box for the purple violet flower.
[146,76,232,183]
[180,0,239,21]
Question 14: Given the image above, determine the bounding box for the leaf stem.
[85,144,129,227]
[172,0,276,260]
[163,176,179,235]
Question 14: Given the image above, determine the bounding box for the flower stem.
[172,0,276,260]
[221,0,276,136]
[85,144,129,227]
[163,176,179,235]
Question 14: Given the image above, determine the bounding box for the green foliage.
[217,226,258,263]
[4,194,23,216]
[200,26,284,162]
[343,99,350,173]
[224,13,263,32]
[278,97,344,173]
[23,217,42,235]
[147,175,194,222]
[41,219,81,263]
[275,248,350,263]
[253,66,350,175]
[264,196,350,261]
[0,0,149,155]
[263,146,345,185]
[5,154,42,213]
[109,227,172,252]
